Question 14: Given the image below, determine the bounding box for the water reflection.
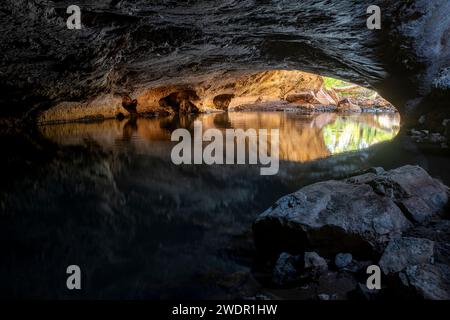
[39,112,400,163]
[2,111,401,299]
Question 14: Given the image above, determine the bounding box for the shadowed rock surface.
[402,263,450,300]
[348,165,449,223]
[254,165,450,299]
[0,0,449,122]
[254,165,448,259]
[379,237,434,274]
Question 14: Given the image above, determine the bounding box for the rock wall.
[37,70,325,123]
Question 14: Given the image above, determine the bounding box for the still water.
[0,112,401,299]
[39,112,400,163]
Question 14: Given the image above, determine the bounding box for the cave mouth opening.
[37,70,399,125]
[136,70,399,116]
[36,69,402,163]
[34,70,402,167]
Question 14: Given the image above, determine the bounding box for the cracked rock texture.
[253,165,448,259]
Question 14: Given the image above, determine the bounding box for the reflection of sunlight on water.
[323,115,400,155]
[376,114,401,129]
[39,112,400,163]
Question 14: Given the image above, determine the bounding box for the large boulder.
[355,166,449,223]
[401,264,450,300]
[285,92,317,104]
[336,98,361,113]
[285,88,338,107]
[254,180,412,259]
[254,165,448,259]
[314,88,339,106]
[379,237,434,274]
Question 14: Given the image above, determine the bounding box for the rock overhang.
[1,0,449,121]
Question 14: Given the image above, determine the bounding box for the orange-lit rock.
[337,98,362,113]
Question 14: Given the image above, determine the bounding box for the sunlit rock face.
[37,70,325,123]
[36,69,397,123]
[0,0,449,118]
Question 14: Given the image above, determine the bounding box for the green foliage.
[322,76,377,99]
[323,77,351,90]
[322,116,399,154]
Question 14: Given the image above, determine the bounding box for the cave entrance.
[129,70,400,164]
[134,70,398,116]
[37,70,400,134]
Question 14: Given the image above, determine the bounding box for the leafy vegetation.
[322,116,399,154]
[323,77,352,90]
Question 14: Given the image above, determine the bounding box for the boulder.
[359,165,448,223]
[254,179,412,258]
[406,220,450,266]
[254,165,448,259]
[272,252,301,286]
[314,88,339,106]
[325,88,340,105]
[336,98,361,113]
[304,251,328,273]
[401,263,450,300]
[335,253,353,269]
[272,251,329,286]
[285,91,317,104]
[379,237,434,274]
[285,88,338,107]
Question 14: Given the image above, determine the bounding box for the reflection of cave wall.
[0,0,449,124]
[39,112,400,163]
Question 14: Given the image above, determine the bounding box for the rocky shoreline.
[252,165,450,300]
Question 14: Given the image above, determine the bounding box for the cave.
[158,89,201,114]
[213,94,235,111]
[0,0,450,303]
